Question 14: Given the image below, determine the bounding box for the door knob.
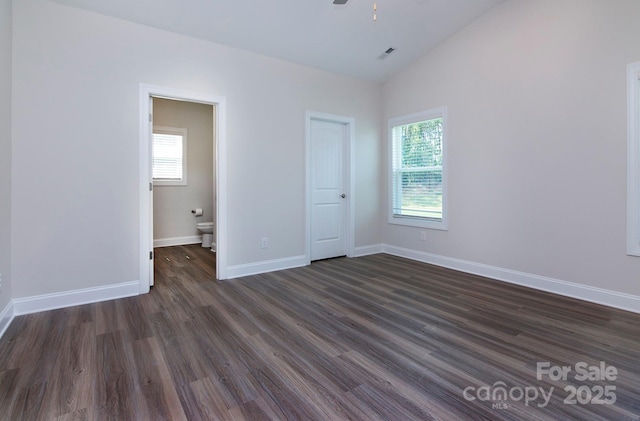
[340,194,346,198]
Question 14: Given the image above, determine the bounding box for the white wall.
[152,98,214,244]
[0,0,12,310]
[383,0,640,297]
[7,0,640,310]
[11,0,382,298]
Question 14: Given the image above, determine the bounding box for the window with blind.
[153,126,188,186]
[388,107,447,230]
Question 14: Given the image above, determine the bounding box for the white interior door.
[310,119,347,261]
[148,96,155,286]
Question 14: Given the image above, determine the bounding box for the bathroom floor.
[154,244,216,286]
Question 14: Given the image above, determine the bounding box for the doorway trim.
[305,110,355,265]
[139,84,228,293]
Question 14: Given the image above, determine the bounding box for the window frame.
[627,62,640,256]
[388,107,448,230]
[152,126,188,187]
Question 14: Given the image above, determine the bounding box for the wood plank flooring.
[0,244,639,420]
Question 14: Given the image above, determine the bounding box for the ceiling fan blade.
[333,0,348,4]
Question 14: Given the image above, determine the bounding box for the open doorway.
[152,98,215,248]
[151,98,215,285]
[139,84,228,293]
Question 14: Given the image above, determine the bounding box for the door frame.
[305,110,355,264]
[139,84,228,293]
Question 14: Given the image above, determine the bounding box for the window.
[628,62,640,256]
[153,126,187,186]
[388,107,447,230]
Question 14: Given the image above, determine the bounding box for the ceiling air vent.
[378,47,395,60]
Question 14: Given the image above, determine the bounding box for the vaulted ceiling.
[50,0,505,82]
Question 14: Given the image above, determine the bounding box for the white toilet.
[196,222,214,248]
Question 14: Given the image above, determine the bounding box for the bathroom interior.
[152,97,216,280]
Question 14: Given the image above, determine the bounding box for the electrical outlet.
[261,238,268,249]
[420,231,427,241]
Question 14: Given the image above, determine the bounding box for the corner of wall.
[0,0,14,316]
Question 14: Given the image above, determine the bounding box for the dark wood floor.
[0,245,638,420]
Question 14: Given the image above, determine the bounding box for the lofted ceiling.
[49,0,505,82]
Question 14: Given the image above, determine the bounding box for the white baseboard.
[226,255,307,279]
[225,245,381,279]
[12,281,140,316]
[355,244,384,257]
[0,300,14,339]
[154,235,202,248]
[1,244,635,344]
[382,244,640,314]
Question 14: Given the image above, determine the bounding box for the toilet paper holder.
[191,208,203,216]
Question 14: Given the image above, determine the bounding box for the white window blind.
[153,126,187,186]
[389,107,447,230]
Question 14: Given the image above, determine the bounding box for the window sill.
[388,215,448,231]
